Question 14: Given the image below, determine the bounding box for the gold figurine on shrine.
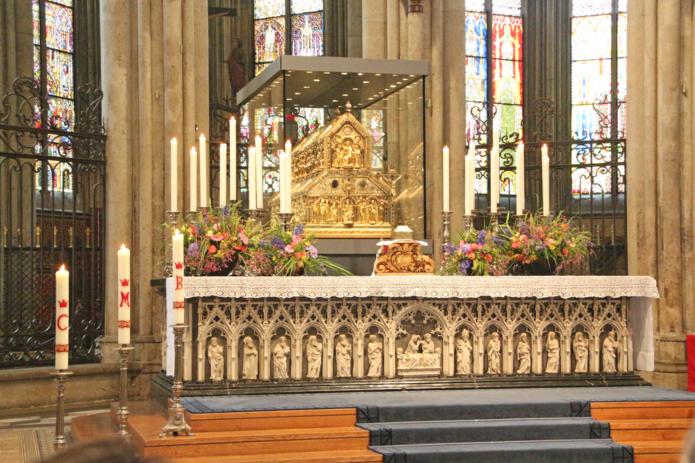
[271,102,395,238]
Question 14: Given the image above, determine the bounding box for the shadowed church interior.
[2,0,695,462]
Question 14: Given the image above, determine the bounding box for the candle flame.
[199,133,206,140]
[191,147,197,156]
[59,264,66,271]
[542,143,548,149]
[120,243,127,250]
[171,137,177,143]
[174,228,181,236]
[443,145,449,152]
[220,142,227,149]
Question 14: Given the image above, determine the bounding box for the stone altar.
[161,276,658,390]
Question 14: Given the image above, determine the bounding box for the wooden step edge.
[139,427,370,447]
[608,418,694,430]
[169,449,383,463]
[630,441,685,454]
[592,401,695,409]
[185,408,357,421]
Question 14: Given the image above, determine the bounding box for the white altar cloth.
[165,275,658,373]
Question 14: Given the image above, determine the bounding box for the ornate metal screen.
[0,78,106,367]
[468,96,627,275]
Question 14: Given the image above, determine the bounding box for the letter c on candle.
[56,313,69,331]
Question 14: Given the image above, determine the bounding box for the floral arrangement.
[440,212,593,276]
[504,213,593,275]
[248,224,351,276]
[169,204,350,277]
[440,228,510,276]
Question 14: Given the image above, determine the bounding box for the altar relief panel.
[193,296,632,382]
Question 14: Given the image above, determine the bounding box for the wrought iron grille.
[468,96,627,275]
[0,77,106,368]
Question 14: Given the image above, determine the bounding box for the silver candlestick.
[278,212,294,233]
[160,324,193,437]
[165,211,179,276]
[52,370,73,451]
[463,214,474,230]
[117,345,134,439]
[441,211,452,247]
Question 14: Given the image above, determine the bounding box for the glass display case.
[237,56,429,239]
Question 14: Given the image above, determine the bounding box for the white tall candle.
[248,146,257,210]
[199,134,208,208]
[442,145,450,212]
[55,265,69,370]
[117,244,131,345]
[172,230,185,325]
[464,146,474,216]
[490,139,499,214]
[219,143,227,208]
[170,138,178,212]
[516,142,525,216]
[189,147,197,212]
[279,151,291,213]
[229,117,237,201]
[283,140,292,213]
[542,143,550,216]
[255,135,263,209]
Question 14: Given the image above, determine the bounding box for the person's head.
[520,333,528,342]
[548,331,556,340]
[210,336,219,346]
[424,333,432,342]
[369,334,377,342]
[278,335,287,346]
[244,336,253,347]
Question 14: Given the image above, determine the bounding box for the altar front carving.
[162,276,657,391]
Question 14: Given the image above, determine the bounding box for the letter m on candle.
[120,291,130,308]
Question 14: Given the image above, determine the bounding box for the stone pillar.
[428,0,444,259]
[361,0,386,58]
[346,0,362,57]
[355,336,364,378]
[443,0,467,234]
[100,0,133,355]
[627,0,694,388]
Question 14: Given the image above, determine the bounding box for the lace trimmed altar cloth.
[165,275,658,374]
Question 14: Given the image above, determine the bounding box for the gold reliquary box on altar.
[271,105,395,238]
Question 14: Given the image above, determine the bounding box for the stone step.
[184,407,357,432]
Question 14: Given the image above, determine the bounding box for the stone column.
[428,0,444,259]
[361,0,386,58]
[443,0,467,234]
[100,0,133,358]
[627,0,694,389]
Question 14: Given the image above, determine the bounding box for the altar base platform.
[71,386,695,463]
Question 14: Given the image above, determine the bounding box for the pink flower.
[239,231,249,245]
[284,244,295,253]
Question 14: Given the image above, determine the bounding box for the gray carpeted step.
[360,417,610,446]
[371,439,634,463]
[357,400,590,423]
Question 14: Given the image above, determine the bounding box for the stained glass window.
[253,0,324,75]
[33,0,75,193]
[571,0,627,196]
[362,109,385,170]
[465,0,523,197]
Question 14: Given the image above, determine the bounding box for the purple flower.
[306,245,318,258]
[187,242,199,257]
[458,259,471,274]
[271,236,286,250]
[293,224,304,236]
[442,242,455,256]
[477,230,486,244]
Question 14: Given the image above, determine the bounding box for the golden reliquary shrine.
[271,103,395,238]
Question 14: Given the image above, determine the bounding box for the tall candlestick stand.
[462,213,474,231]
[165,211,179,276]
[184,211,197,224]
[51,370,73,451]
[117,345,134,439]
[160,324,192,437]
[278,212,294,233]
[441,211,452,247]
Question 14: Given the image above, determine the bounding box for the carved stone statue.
[335,334,352,378]
[405,334,421,354]
[421,333,436,354]
[602,329,618,373]
[456,329,472,375]
[545,331,560,374]
[225,38,247,100]
[272,335,290,379]
[487,332,501,374]
[366,334,383,377]
[207,337,225,382]
[305,335,323,379]
[242,336,258,380]
[573,332,589,373]
[516,333,531,374]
